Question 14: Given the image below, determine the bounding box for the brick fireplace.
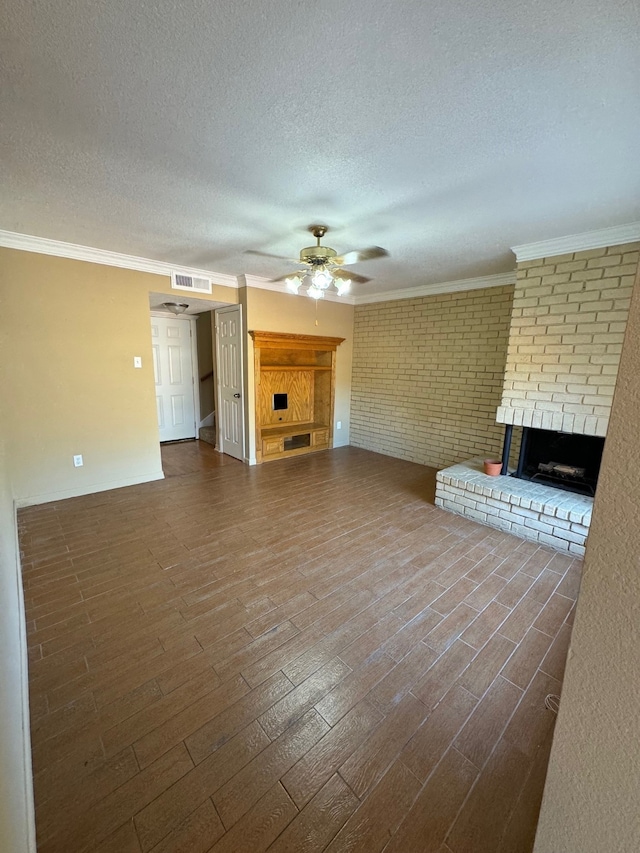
[497,244,636,435]
[436,238,639,553]
[513,427,604,496]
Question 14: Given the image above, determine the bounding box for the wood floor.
[20,443,581,853]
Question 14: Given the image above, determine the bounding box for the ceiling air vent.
[171,271,212,294]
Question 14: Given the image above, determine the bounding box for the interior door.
[215,305,245,460]
[151,315,196,442]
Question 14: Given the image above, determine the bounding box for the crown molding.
[512,222,640,262]
[354,271,516,305]
[0,229,240,288]
[241,274,356,305]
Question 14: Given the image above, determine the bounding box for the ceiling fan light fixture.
[260,225,388,300]
[285,275,302,294]
[311,267,333,289]
[307,284,324,300]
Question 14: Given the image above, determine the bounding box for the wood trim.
[254,344,262,464]
[260,365,331,372]
[329,349,337,448]
[262,421,328,437]
[249,331,345,350]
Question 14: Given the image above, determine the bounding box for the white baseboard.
[333,436,350,448]
[198,412,215,429]
[14,470,165,508]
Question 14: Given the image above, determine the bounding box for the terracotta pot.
[483,459,502,476]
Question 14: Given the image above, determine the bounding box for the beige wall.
[498,242,639,436]
[242,284,354,463]
[533,268,640,852]
[350,285,515,469]
[0,248,237,504]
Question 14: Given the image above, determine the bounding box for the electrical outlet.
[133,356,142,368]
[336,421,342,429]
[73,455,83,467]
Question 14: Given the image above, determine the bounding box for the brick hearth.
[435,459,592,556]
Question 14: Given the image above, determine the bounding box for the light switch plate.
[133,356,142,368]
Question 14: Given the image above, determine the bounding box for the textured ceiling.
[1,0,639,295]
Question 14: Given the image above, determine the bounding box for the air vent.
[171,271,212,294]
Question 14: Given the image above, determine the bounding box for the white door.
[215,305,245,460]
[151,316,197,442]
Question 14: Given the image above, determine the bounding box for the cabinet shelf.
[262,422,328,437]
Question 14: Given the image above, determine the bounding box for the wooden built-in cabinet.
[249,331,345,463]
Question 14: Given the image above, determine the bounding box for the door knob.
[233,393,241,398]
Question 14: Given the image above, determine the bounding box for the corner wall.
[533,266,640,852]
[0,411,34,852]
[498,242,638,435]
[0,249,236,504]
[350,285,514,469]
[242,285,354,464]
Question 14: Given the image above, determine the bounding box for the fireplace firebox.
[513,427,605,496]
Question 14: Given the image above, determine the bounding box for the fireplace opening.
[513,427,605,496]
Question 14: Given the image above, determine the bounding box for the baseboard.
[333,436,350,448]
[198,412,215,429]
[14,470,165,508]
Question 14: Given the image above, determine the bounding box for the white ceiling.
[148,292,227,316]
[1,0,639,296]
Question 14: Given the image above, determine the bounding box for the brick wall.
[497,242,639,436]
[350,285,515,469]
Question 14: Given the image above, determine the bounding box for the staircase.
[199,426,216,447]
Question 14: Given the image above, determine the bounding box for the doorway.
[151,314,198,442]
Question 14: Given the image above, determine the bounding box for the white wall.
[0,423,35,853]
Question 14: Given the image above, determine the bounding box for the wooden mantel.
[249,331,345,350]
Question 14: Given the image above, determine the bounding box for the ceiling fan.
[246,225,389,299]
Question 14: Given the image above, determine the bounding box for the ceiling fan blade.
[333,246,389,265]
[332,268,370,284]
[244,249,299,263]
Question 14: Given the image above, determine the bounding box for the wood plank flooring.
[20,443,581,853]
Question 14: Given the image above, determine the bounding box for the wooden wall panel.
[258,370,314,426]
[314,370,332,428]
